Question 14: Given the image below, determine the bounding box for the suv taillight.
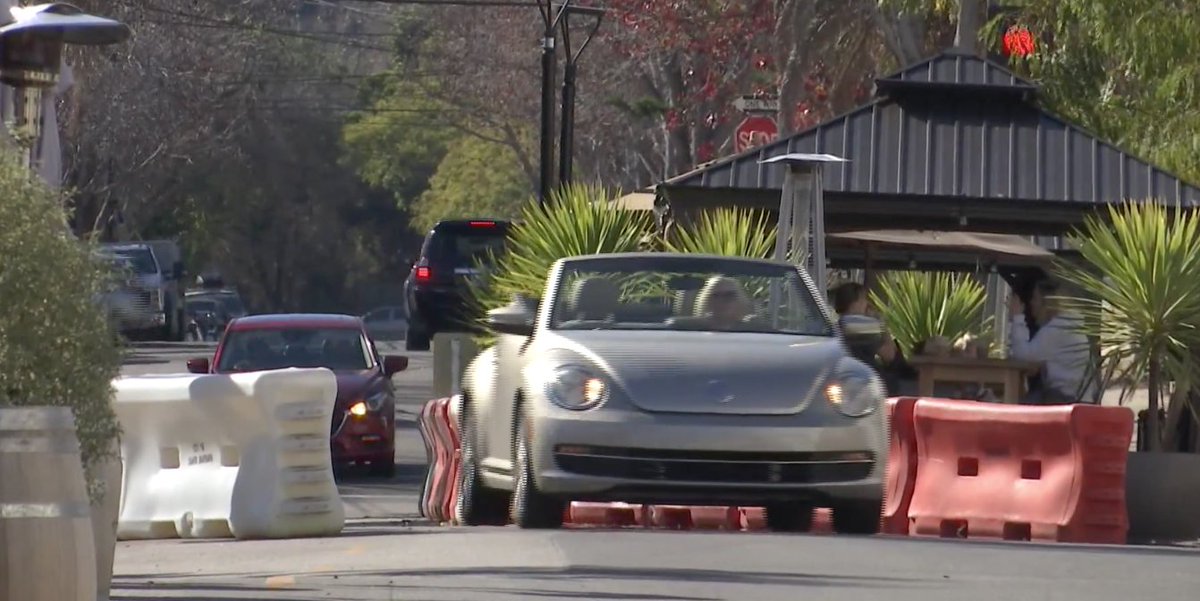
[415,266,432,284]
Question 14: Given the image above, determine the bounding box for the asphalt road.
[114,342,1200,601]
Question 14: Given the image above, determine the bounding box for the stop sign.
[734,115,778,153]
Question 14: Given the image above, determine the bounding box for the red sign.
[734,115,778,153]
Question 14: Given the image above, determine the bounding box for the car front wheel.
[454,404,510,526]
[831,499,882,535]
[764,501,814,532]
[509,413,565,529]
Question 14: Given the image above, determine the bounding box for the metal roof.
[661,49,1200,210]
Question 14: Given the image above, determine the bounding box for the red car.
[186,313,408,477]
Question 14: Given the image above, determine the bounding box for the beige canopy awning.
[828,230,1056,262]
[611,190,656,211]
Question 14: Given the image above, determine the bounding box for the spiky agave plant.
[662,206,777,259]
[464,183,656,344]
[868,271,992,358]
[1053,200,1200,452]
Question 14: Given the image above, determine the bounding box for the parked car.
[185,288,248,320]
[403,218,511,351]
[362,305,408,341]
[184,297,229,341]
[99,240,188,341]
[457,252,888,531]
[185,314,409,476]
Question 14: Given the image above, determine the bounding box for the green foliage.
[1052,201,1200,448]
[341,78,458,211]
[992,0,1200,184]
[663,207,777,259]
[0,151,122,504]
[868,271,991,357]
[467,183,655,339]
[411,135,530,233]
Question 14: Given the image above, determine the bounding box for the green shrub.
[466,183,655,339]
[1053,200,1200,451]
[868,271,992,357]
[662,207,777,259]
[0,150,122,503]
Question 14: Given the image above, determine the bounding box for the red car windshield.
[216,327,375,373]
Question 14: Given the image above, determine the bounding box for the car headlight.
[824,360,884,417]
[348,401,368,416]
[542,364,609,411]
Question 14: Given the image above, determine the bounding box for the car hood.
[333,370,382,406]
[535,330,847,415]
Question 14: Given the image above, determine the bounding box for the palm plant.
[465,183,655,341]
[1053,200,1200,452]
[868,271,992,358]
[662,206,778,259]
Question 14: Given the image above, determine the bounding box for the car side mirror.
[382,355,408,376]
[186,357,210,374]
[487,296,536,337]
[840,314,885,361]
[172,261,185,280]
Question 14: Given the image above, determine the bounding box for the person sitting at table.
[830,282,916,396]
[1007,276,1094,404]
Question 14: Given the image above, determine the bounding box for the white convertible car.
[457,252,889,532]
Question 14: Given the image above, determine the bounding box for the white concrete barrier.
[111,368,345,540]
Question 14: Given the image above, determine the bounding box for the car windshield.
[111,248,158,275]
[214,294,246,314]
[548,256,834,336]
[431,226,507,268]
[215,327,375,372]
[187,300,219,314]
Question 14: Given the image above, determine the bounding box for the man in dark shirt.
[830,282,916,396]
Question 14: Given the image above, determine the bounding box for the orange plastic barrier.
[442,399,463,525]
[738,507,831,533]
[881,397,919,534]
[907,399,1133,544]
[416,397,455,524]
[567,502,645,527]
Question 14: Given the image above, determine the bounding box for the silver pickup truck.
[97,241,187,341]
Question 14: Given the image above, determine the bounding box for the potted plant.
[868,271,992,359]
[1053,200,1200,543]
[0,151,124,597]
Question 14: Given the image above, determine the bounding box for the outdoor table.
[907,355,1043,403]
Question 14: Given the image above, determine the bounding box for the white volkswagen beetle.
[458,252,888,532]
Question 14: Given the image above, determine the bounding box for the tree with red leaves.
[591,0,887,175]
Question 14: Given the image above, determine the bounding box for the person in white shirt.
[1007,277,1095,404]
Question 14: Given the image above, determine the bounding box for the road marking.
[264,575,295,588]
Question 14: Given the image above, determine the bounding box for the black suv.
[404,219,511,351]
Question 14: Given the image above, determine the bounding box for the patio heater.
[759,153,849,296]
[0,2,129,171]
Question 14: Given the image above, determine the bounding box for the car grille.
[132,289,157,311]
[553,446,874,484]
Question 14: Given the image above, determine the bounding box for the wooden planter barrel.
[91,442,123,601]
[0,407,98,601]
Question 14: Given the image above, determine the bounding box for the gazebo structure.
[652,46,1200,265]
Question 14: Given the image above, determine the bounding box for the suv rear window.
[426,223,509,267]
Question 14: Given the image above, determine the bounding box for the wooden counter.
[906,355,1043,403]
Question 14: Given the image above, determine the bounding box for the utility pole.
[555,4,602,187]
[537,1,562,207]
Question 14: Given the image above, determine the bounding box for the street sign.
[734,115,778,153]
[733,95,779,113]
